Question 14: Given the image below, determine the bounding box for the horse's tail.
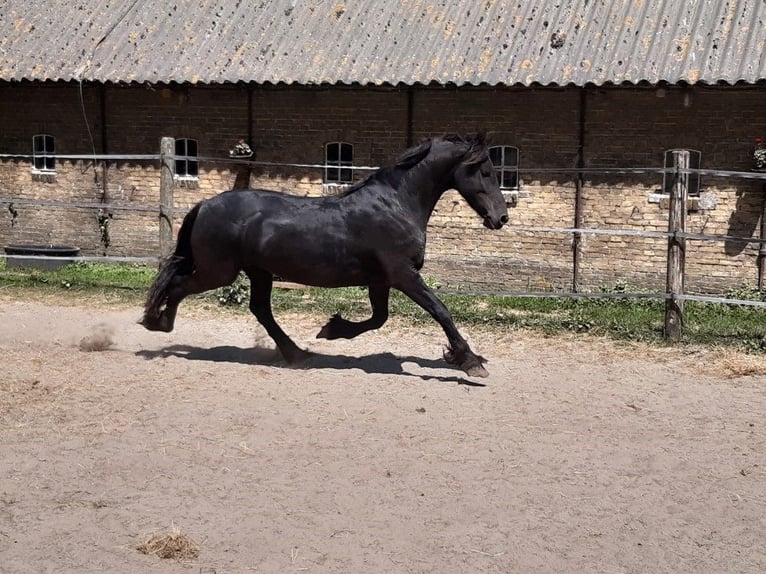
[142,203,201,322]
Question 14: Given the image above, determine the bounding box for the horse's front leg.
[246,268,311,364]
[317,283,390,339]
[395,273,488,378]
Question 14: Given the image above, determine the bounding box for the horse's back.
[190,189,344,278]
[203,188,305,214]
[189,185,422,287]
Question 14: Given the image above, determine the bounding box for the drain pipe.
[247,85,254,147]
[406,86,414,148]
[99,83,109,200]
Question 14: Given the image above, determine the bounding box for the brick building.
[1,1,765,294]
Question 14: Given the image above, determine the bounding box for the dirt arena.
[1,296,765,573]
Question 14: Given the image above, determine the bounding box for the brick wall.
[1,82,764,294]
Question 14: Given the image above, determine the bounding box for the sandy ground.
[1,296,765,573]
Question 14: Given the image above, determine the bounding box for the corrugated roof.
[1,0,764,86]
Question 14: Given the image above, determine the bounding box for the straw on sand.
[137,526,200,560]
[709,351,766,378]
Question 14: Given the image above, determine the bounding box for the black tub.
[3,244,81,270]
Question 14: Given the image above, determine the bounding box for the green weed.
[1,263,764,353]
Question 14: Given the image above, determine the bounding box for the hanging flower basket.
[229,139,253,159]
[753,137,766,172]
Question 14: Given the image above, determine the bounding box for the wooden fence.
[3,139,766,342]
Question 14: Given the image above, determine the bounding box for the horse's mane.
[441,132,489,166]
[337,133,488,198]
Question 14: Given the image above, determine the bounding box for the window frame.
[488,145,520,190]
[662,148,702,196]
[32,134,56,173]
[324,142,354,185]
[174,137,199,180]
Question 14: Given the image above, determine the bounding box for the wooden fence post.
[664,150,689,341]
[159,137,174,259]
[572,87,587,293]
[758,185,766,291]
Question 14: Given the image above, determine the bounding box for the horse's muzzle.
[483,214,509,230]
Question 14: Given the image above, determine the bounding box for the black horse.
[142,134,508,377]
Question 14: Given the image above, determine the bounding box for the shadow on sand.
[135,344,485,386]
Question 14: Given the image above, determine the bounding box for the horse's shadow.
[135,344,485,386]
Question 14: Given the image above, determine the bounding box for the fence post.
[664,150,689,341]
[159,137,174,258]
[758,185,766,291]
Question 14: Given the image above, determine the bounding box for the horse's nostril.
[500,215,509,224]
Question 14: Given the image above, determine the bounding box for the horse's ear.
[396,139,432,169]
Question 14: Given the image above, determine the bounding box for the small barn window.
[662,149,701,196]
[32,134,55,172]
[489,145,519,190]
[174,138,199,179]
[324,142,354,184]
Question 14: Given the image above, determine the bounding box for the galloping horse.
[142,134,508,377]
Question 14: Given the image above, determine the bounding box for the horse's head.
[449,135,509,230]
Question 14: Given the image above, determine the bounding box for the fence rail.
[2,196,765,246]
[4,253,766,309]
[4,189,766,236]
[3,151,766,179]
[2,147,766,336]
[439,288,766,308]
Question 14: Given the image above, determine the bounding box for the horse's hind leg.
[394,272,488,378]
[142,273,185,332]
[317,283,390,339]
[246,268,310,364]
[142,273,191,332]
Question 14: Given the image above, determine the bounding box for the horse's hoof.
[463,363,489,378]
[316,325,332,339]
[139,317,173,333]
[282,347,313,365]
[444,347,488,377]
[316,314,344,339]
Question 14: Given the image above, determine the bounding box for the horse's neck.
[404,155,459,227]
